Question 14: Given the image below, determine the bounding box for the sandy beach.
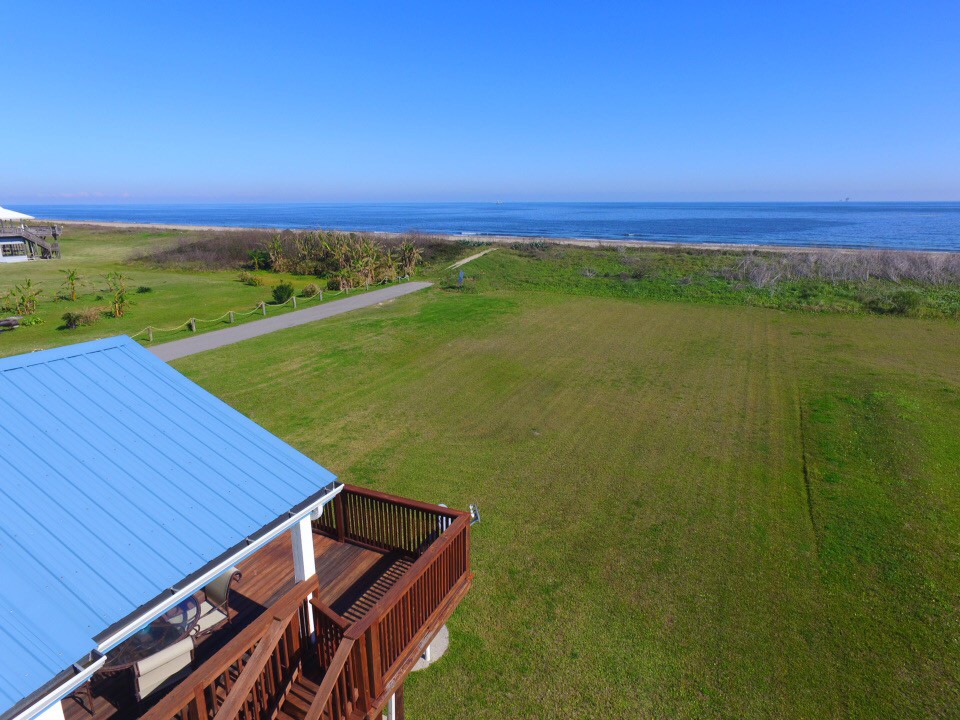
[42,219,956,256]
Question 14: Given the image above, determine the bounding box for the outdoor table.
[102,595,201,670]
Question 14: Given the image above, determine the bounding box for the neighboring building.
[0,207,62,260]
[0,336,472,720]
[0,239,30,263]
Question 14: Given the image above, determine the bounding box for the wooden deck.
[64,530,411,720]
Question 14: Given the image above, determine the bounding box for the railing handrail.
[212,616,287,720]
[143,577,318,720]
[302,637,357,720]
[346,513,470,641]
[341,484,468,520]
[311,596,350,630]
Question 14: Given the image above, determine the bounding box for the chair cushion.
[135,637,194,698]
[193,602,229,635]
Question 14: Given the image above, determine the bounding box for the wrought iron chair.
[191,567,242,638]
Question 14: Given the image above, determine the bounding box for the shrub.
[20,315,43,326]
[301,283,321,298]
[136,285,153,294]
[62,307,104,329]
[272,281,295,304]
[248,249,270,270]
[238,271,263,286]
[860,288,923,315]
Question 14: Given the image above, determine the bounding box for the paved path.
[151,282,432,361]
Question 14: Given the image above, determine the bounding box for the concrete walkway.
[151,281,432,361]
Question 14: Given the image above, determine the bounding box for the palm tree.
[398,240,422,277]
[105,272,129,317]
[60,268,83,301]
[13,279,42,315]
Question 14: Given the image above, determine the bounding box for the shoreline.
[40,218,959,256]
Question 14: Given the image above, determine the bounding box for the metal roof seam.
[0,376,206,582]
[42,355,266,536]
[116,342,330,493]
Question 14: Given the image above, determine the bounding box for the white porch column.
[385,693,397,720]
[35,702,66,720]
[291,514,317,636]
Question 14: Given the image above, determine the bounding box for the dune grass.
[172,255,960,718]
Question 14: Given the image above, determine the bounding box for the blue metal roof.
[0,336,338,714]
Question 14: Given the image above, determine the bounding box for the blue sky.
[4,1,959,202]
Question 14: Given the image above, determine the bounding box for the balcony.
[64,486,472,720]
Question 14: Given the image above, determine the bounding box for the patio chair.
[133,636,196,701]
[192,566,242,638]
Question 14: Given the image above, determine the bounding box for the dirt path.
[151,282,432,361]
[447,247,496,269]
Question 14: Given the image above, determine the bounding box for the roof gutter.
[7,652,105,720]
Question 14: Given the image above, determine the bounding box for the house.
[0,207,62,260]
[0,336,472,720]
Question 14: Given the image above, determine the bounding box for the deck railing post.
[367,620,384,700]
[292,516,317,640]
[334,493,347,543]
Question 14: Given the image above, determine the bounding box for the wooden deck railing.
[314,486,459,558]
[146,487,472,720]
[304,511,472,720]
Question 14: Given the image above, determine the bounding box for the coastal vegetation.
[455,242,960,318]
[137,228,444,288]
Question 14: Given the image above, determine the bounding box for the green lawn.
[170,251,960,718]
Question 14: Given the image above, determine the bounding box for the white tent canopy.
[0,206,34,221]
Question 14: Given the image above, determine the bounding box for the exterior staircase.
[0,225,61,258]
[276,674,365,720]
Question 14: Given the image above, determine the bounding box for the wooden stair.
[276,674,365,720]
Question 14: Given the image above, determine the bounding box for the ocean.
[18,202,960,252]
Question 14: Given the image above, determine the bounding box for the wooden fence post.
[334,493,347,543]
[229,311,235,323]
[293,296,297,309]
[147,327,153,342]
[189,318,196,332]
[261,302,267,316]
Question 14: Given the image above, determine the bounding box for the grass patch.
[446,244,960,317]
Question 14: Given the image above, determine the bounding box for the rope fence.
[129,275,410,343]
